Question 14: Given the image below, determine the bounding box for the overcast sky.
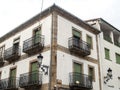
[0,0,120,37]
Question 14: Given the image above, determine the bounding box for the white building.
[0,5,100,90]
[86,18,120,90]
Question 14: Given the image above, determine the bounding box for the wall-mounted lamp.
[104,68,112,84]
[37,54,49,75]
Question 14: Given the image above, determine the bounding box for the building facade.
[86,18,120,90]
[0,5,101,90]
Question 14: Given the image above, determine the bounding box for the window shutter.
[10,68,16,78]
[87,35,92,48]
[105,48,110,60]
[73,30,81,38]
[116,53,120,64]
[31,62,38,72]
[74,62,82,73]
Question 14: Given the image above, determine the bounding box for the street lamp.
[104,68,112,84]
[37,54,49,75]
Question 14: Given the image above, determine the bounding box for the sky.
[0,0,120,37]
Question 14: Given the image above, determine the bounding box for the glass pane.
[87,35,92,48]
[31,62,39,83]
[74,62,82,73]
[116,53,120,64]
[10,68,16,77]
[73,29,81,38]
[105,48,110,60]
[31,62,38,72]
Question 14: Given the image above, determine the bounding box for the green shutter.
[116,53,120,64]
[74,62,82,73]
[89,67,94,81]
[9,68,16,86]
[105,48,110,60]
[31,62,39,82]
[73,29,81,38]
[34,28,41,44]
[87,35,92,48]
[31,62,38,72]
[10,68,16,78]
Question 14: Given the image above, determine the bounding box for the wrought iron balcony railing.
[23,34,44,55]
[0,77,19,90]
[69,72,92,89]
[68,37,90,56]
[19,71,42,88]
[4,46,21,62]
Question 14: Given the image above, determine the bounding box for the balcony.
[0,77,19,90]
[68,37,90,56]
[4,46,21,62]
[23,35,44,55]
[19,71,42,88]
[69,72,92,89]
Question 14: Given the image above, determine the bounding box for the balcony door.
[9,68,16,87]
[74,62,82,73]
[72,29,81,48]
[13,38,20,54]
[33,27,41,45]
[30,61,39,84]
[73,62,83,85]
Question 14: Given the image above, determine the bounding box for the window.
[33,27,41,36]
[0,72,1,80]
[10,68,16,78]
[116,53,120,64]
[31,61,38,72]
[33,27,41,44]
[72,28,81,39]
[73,62,83,73]
[72,28,81,47]
[104,48,110,60]
[13,38,20,53]
[30,61,39,82]
[88,66,95,81]
[103,31,112,43]
[0,45,5,59]
[9,68,16,87]
[86,35,93,49]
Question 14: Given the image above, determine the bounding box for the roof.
[86,18,120,33]
[0,4,100,43]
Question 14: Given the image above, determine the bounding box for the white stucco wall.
[57,51,100,90]
[92,21,120,90]
[0,51,50,84]
[0,15,52,84]
[57,15,98,60]
[0,15,52,55]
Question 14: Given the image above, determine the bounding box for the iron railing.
[0,77,19,89]
[4,46,21,62]
[23,34,44,54]
[19,71,42,88]
[68,37,90,56]
[69,72,92,89]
